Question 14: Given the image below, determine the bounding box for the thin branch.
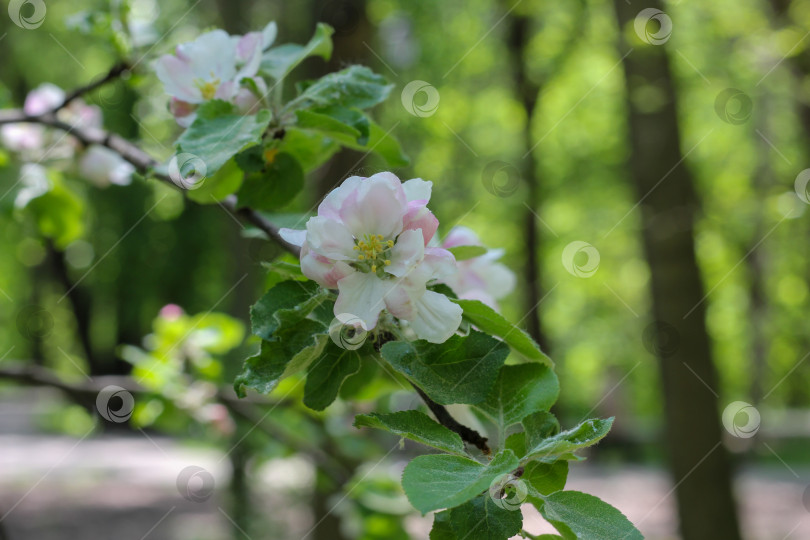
[411,383,490,455]
[56,62,131,111]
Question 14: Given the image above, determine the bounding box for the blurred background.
[1,0,809,539]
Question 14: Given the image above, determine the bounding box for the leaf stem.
[410,383,491,455]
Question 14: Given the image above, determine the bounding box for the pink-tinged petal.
[1,124,44,152]
[402,203,439,245]
[154,55,201,102]
[170,98,197,122]
[24,84,65,116]
[180,30,237,81]
[318,175,363,220]
[387,229,424,277]
[215,81,237,101]
[384,282,417,320]
[279,228,306,247]
[235,32,263,79]
[306,216,356,260]
[79,146,134,187]
[301,244,355,288]
[422,247,457,280]
[402,178,432,203]
[471,259,516,300]
[176,111,198,128]
[441,225,482,249]
[339,175,406,239]
[407,290,462,343]
[335,272,394,330]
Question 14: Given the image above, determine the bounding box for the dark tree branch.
[56,62,131,112]
[411,383,490,455]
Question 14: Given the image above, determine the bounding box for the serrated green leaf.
[504,432,526,457]
[338,355,379,399]
[343,121,409,167]
[524,418,613,463]
[539,491,642,540]
[475,364,559,431]
[303,342,366,410]
[354,410,466,455]
[260,23,334,80]
[286,65,393,111]
[522,411,561,450]
[523,461,568,500]
[294,108,362,142]
[447,245,488,261]
[250,280,327,339]
[279,128,341,172]
[186,157,243,203]
[176,101,271,176]
[380,330,509,405]
[233,320,328,397]
[236,152,304,211]
[448,495,523,540]
[401,449,519,514]
[451,299,552,366]
[429,511,455,540]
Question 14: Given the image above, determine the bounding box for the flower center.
[196,77,221,100]
[353,233,394,274]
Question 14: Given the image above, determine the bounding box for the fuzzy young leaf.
[250,280,327,340]
[342,120,409,167]
[524,461,568,501]
[176,101,271,176]
[186,158,243,203]
[236,152,304,211]
[429,511,455,540]
[294,108,369,144]
[233,320,328,397]
[303,342,368,410]
[524,417,614,463]
[354,410,466,455]
[448,495,523,540]
[475,364,559,430]
[287,65,393,111]
[279,128,341,172]
[260,23,333,80]
[451,299,552,366]
[401,449,519,514]
[381,330,510,405]
[539,491,642,539]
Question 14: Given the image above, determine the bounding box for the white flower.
[439,226,516,310]
[79,146,135,187]
[14,163,51,209]
[280,173,462,344]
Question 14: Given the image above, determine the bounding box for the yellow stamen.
[371,264,377,272]
[384,259,391,266]
[358,255,364,260]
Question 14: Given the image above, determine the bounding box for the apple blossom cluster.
[154,23,277,126]
[0,83,134,199]
[280,173,516,344]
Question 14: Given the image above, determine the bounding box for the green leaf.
[380,330,510,405]
[522,411,561,450]
[186,157,243,204]
[401,449,519,514]
[354,410,466,455]
[287,65,393,111]
[279,128,341,172]
[25,182,84,248]
[176,101,271,176]
[260,23,334,80]
[342,121,409,167]
[523,461,568,500]
[539,491,642,540]
[524,418,614,463]
[446,245,488,261]
[250,280,327,340]
[338,355,379,399]
[233,320,328,397]
[303,342,366,410]
[294,108,363,142]
[475,364,559,430]
[261,260,305,280]
[236,152,304,211]
[429,511,455,540]
[451,299,552,366]
[448,495,523,540]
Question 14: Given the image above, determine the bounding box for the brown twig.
[411,383,491,455]
[55,62,131,112]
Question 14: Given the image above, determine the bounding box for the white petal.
[318,175,363,220]
[402,178,432,202]
[474,259,516,300]
[306,216,356,260]
[179,30,237,82]
[441,225,481,249]
[301,245,355,288]
[279,228,306,247]
[154,55,201,102]
[408,291,462,343]
[339,174,406,239]
[387,229,424,277]
[23,84,65,116]
[261,22,278,49]
[234,32,263,80]
[335,272,394,330]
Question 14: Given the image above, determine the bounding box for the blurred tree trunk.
[611,2,742,540]
[504,8,550,353]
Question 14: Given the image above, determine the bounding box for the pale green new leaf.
[401,449,519,514]
[524,418,614,463]
[250,280,327,339]
[448,495,523,540]
[475,364,559,429]
[286,65,393,111]
[539,491,643,539]
[354,410,466,455]
[260,23,333,80]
